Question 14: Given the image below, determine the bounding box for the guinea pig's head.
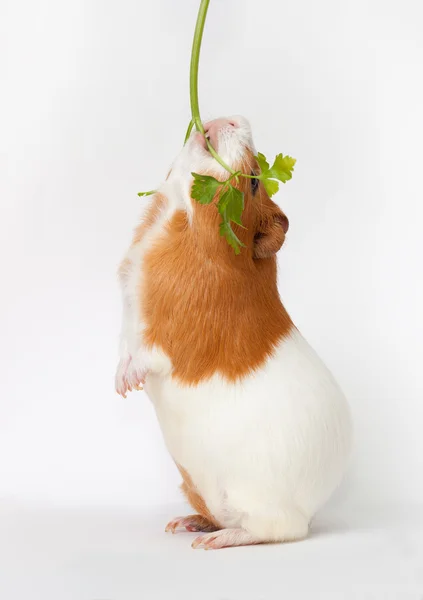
[168,116,289,261]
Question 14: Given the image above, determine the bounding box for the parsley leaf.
[262,178,280,197]
[219,221,244,255]
[190,176,245,254]
[191,172,222,204]
[218,184,244,226]
[254,152,296,197]
[267,153,296,183]
[216,184,245,254]
[255,152,270,174]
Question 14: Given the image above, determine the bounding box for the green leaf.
[255,152,296,197]
[137,190,156,197]
[190,176,245,254]
[191,172,222,204]
[255,152,270,174]
[262,178,280,197]
[217,184,244,226]
[267,153,296,183]
[219,221,244,255]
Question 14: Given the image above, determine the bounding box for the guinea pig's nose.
[203,118,238,150]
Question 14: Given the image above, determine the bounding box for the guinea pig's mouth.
[202,118,239,154]
[185,116,254,175]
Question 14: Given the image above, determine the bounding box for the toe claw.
[191,536,203,549]
[165,520,178,534]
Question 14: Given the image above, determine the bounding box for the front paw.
[115,353,148,398]
[115,355,132,398]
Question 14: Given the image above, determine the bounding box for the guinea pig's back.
[145,327,352,520]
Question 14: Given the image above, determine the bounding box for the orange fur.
[140,150,293,384]
[177,464,221,529]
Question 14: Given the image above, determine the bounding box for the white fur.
[115,194,172,394]
[146,328,352,540]
[116,117,352,541]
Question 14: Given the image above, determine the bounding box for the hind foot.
[165,514,219,534]
[192,528,261,550]
[191,509,310,550]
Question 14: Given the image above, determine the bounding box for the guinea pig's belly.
[146,329,352,522]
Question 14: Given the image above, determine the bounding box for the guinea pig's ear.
[253,204,289,259]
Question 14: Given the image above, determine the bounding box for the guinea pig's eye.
[250,174,260,195]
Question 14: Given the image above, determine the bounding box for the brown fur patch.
[140,150,293,384]
[177,464,221,529]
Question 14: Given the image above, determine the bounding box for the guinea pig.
[115,116,352,550]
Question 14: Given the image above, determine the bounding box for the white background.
[2,0,423,597]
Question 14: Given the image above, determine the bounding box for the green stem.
[189,0,235,174]
[205,140,235,174]
[190,0,208,135]
[224,170,241,184]
[184,119,195,144]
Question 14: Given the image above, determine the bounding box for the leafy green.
[254,152,296,197]
[267,153,296,183]
[189,172,245,254]
[219,221,244,255]
[255,152,270,174]
[218,185,244,226]
[262,178,280,198]
[217,184,245,254]
[191,172,222,204]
